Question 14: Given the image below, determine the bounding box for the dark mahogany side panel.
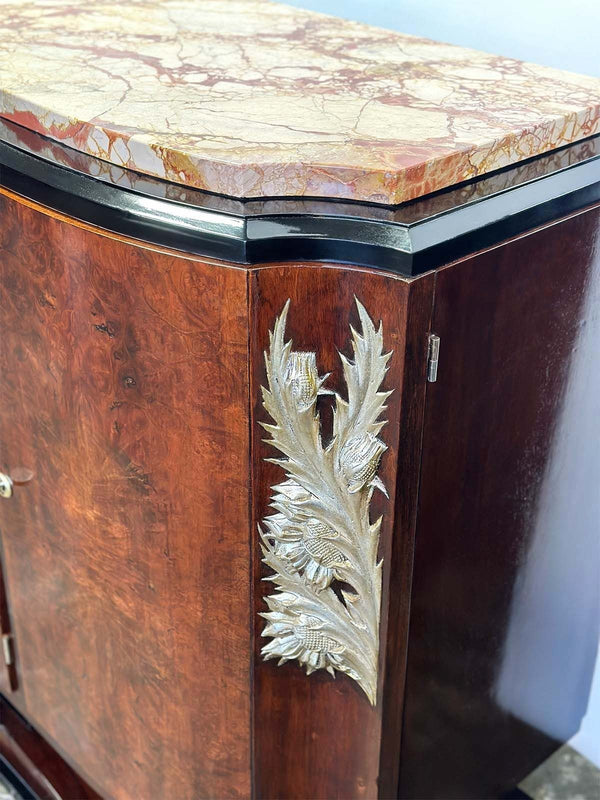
[400,207,600,799]
[250,265,434,800]
[0,193,251,800]
[377,273,434,800]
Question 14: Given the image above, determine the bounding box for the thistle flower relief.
[261,595,352,678]
[265,513,348,591]
[284,351,329,411]
[339,433,388,496]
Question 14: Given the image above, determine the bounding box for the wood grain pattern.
[399,205,600,799]
[0,193,251,799]
[249,266,434,799]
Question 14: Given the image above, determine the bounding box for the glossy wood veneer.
[0,192,251,799]
[399,206,600,799]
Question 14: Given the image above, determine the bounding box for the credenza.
[0,2,599,798]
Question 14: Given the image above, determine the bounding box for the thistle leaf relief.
[259,298,393,705]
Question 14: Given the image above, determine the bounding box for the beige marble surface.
[1,0,599,204]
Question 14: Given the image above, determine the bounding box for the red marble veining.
[1,0,599,203]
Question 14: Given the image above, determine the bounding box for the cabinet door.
[400,206,600,799]
[0,193,251,799]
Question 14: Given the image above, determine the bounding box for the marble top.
[1,0,599,205]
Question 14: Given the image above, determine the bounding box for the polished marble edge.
[2,118,600,222]
[1,124,599,276]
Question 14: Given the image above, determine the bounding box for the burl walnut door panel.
[0,194,251,799]
[400,207,600,799]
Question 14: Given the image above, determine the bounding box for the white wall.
[285,0,600,77]
[285,0,600,767]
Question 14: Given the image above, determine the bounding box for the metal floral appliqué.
[259,298,392,705]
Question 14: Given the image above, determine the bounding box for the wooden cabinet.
[0,2,599,798]
[0,187,598,799]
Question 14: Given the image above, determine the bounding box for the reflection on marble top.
[1,0,599,204]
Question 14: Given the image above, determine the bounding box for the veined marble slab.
[1,0,599,204]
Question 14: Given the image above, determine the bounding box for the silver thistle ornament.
[259,298,392,705]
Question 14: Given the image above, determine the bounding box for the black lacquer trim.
[1,127,599,276]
